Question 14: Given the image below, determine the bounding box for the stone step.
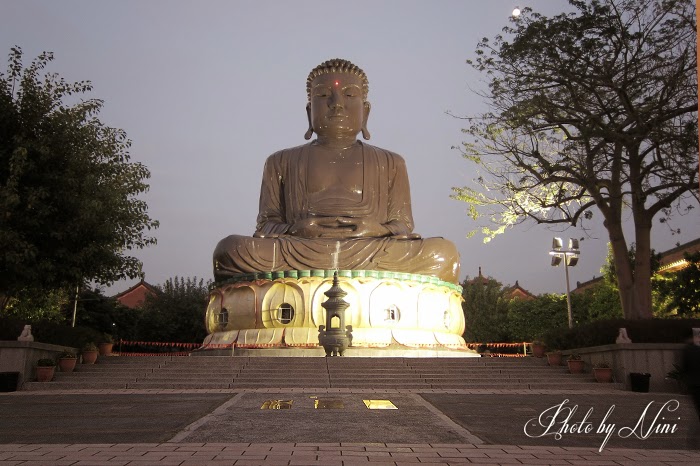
[70,367,158,374]
[128,381,235,389]
[137,370,242,377]
[407,360,541,365]
[52,373,602,384]
[329,368,555,374]
[527,382,625,390]
[54,374,138,381]
[24,381,129,390]
[94,358,171,365]
[230,381,331,387]
[414,377,590,384]
[20,356,623,392]
[24,380,623,391]
[61,370,590,379]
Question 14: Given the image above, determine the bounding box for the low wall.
[562,343,686,393]
[0,341,78,389]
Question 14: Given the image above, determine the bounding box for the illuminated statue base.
[202,270,475,356]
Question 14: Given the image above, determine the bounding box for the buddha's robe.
[213,142,460,283]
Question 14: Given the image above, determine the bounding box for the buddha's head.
[305,58,371,141]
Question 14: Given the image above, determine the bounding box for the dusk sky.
[2,0,698,296]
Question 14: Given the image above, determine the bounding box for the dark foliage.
[543,318,700,350]
[0,314,103,349]
[135,276,209,343]
[0,47,158,303]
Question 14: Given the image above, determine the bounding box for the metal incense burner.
[318,272,353,356]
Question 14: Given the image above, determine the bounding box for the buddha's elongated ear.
[361,101,371,140]
[304,103,314,140]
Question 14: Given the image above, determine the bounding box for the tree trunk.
[631,220,654,319]
[606,222,637,319]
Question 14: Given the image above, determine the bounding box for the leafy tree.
[0,47,158,309]
[571,284,624,322]
[599,242,672,316]
[452,0,698,320]
[3,288,70,323]
[601,243,661,287]
[507,286,623,342]
[507,294,569,341]
[136,276,210,343]
[656,252,700,316]
[71,287,140,341]
[461,275,510,342]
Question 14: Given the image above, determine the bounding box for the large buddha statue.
[212,59,460,284]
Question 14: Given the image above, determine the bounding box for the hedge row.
[543,318,700,350]
[0,315,104,349]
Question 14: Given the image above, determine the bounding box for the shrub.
[543,318,700,350]
[82,343,98,352]
[0,315,103,349]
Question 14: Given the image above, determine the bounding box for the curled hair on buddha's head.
[306,58,369,102]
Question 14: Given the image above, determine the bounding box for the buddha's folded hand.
[288,217,353,238]
[336,217,390,238]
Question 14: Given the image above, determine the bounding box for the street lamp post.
[549,238,580,329]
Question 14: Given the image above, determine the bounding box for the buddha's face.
[309,72,367,138]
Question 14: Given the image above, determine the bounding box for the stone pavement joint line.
[168,392,247,443]
[406,394,484,445]
[0,443,699,465]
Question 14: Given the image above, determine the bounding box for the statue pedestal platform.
[202,270,474,357]
[193,346,478,357]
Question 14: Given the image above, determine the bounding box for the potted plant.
[531,340,546,358]
[546,350,562,366]
[567,353,585,374]
[36,358,56,382]
[57,351,78,373]
[593,361,613,383]
[98,334,114,356]
[81,343,99,364]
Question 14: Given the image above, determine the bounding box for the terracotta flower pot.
[58,357,77,373]
[567,359,585,374]
[531,343,546,358]
[546,352,562,366]
[98,342,113,356]
[594,367,613,383]
[81,350,98,364]
[36,366,55,382]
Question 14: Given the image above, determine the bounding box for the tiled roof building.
[112,280,158,309]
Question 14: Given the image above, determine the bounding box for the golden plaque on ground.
[260,400,293,410]
[363,399,397,410]
[314,398,345,409]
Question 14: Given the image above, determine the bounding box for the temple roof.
[112,279,159,309]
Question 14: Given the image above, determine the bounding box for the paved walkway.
[1,388,699,465]
[2,442,699,465]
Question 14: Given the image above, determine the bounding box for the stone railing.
[562,343,686,393]
[0,341,77,390]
